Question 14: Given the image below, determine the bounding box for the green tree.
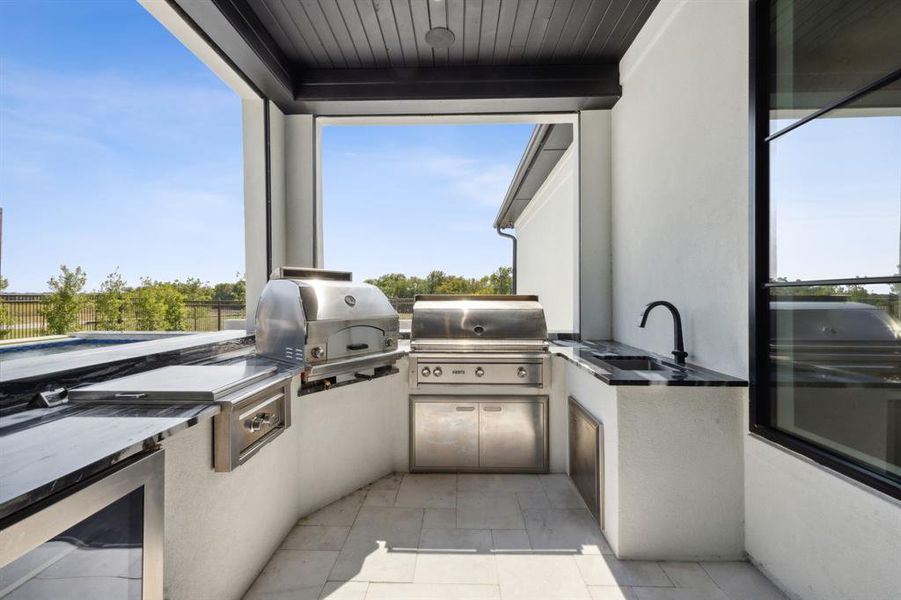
[43,265,87,334]
[483,267,513,294]
[212,274,246,302]
[95,270,128,331]
[0,276,12,339]
[130,279,186,331]
[172,277,212,302]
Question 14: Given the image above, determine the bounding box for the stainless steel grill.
[408,295,550,473]
[255,268,403,383]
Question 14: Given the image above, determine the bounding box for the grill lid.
[254,268,401,375]
[411,295,548,352]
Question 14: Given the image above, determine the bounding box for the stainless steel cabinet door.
[479,401,546,470]
[413,401,479,468]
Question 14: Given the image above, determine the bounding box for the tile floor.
[243,473,787,600]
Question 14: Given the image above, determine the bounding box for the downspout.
[496,226,517,294]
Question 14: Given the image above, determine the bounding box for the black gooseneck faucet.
[638,301,688,366]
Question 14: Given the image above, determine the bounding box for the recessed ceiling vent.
[425,27,456,48]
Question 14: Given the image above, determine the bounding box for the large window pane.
[769,84,901,282]
[769,285,901,481]
[769,0,901,133]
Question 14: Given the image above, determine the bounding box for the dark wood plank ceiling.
[250,0,658,69]
[176,0,662,114]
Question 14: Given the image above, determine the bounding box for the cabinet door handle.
[455,406,476,411]
[483,406,502,412]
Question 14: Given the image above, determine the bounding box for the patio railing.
[0,294,245,340]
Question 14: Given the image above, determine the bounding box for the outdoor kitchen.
[1,1,899,600]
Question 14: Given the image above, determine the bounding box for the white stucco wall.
[162,362,409,600]
[613,1,901,598]
[746,437,901,600]
[515,146,578,333]
[611,0,748,379]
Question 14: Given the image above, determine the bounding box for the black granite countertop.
[0,403,219,521]
[1,330,254,414]
[551,339,747,386]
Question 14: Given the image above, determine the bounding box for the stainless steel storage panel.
[569,396,603,526]
[479,399,547,470]
[413,401,479,468]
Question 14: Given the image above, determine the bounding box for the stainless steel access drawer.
[410,395,548,473]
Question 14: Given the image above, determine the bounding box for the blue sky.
[0,1,530,293]
[322,123,531,282]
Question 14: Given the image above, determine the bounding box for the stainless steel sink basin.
[591,355,676,372]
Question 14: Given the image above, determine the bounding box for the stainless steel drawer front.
[413,401,479,468]
[479,401,546,470]
[411,396,548,473]
[416,362,542,385]
[237,390,286,454]
[569,397,603,526]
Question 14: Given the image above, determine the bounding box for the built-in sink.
[590,354,679,372]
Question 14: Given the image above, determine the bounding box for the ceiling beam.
[294,64,620,104]
[171,0,294,108]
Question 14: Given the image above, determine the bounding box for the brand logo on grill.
[344,295,356,306]
[452,369,465,375]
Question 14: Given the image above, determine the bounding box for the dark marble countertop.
[0,403,219,521]
[1,330,254,414]
[550,339,747,387]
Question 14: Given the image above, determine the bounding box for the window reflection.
[769,286,901,480]
[769,0,901,133]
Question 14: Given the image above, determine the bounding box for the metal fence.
[0,294,245,340]
[388,298,415,317]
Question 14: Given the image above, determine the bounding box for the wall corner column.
[579,110,613,340]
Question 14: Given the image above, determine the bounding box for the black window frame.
[748,0,901,500]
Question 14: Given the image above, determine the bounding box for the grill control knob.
[311,346,324,359]
[245,412,276,432]
[433,367,443,377]
[517,367,528,378]
[475,367,485,378]
[421,366,431,377]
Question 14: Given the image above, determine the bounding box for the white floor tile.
[330,542,418,583]
[364,489,398,507]
[366,473,404,491]
[457,492,524,529]
[700,562,787,600]
[243,549,337,600]
[345,506,424,548]
[415,529,497,585]
[366,582,501,599]
[395,474,457,509]
[301,492,366,527]
[423,508,457,529]
[539,474,588,509]
[496,554,591,599]
[458,474,544,494]
[282,525,351,551]
[659,562,718,590]
[588,587,639,600]
[575,557,672,587]
[320,581,369,599]
[491,530,531,552]
[523,508,612,554]
[516,491,551,509]
[632,587,729,600]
